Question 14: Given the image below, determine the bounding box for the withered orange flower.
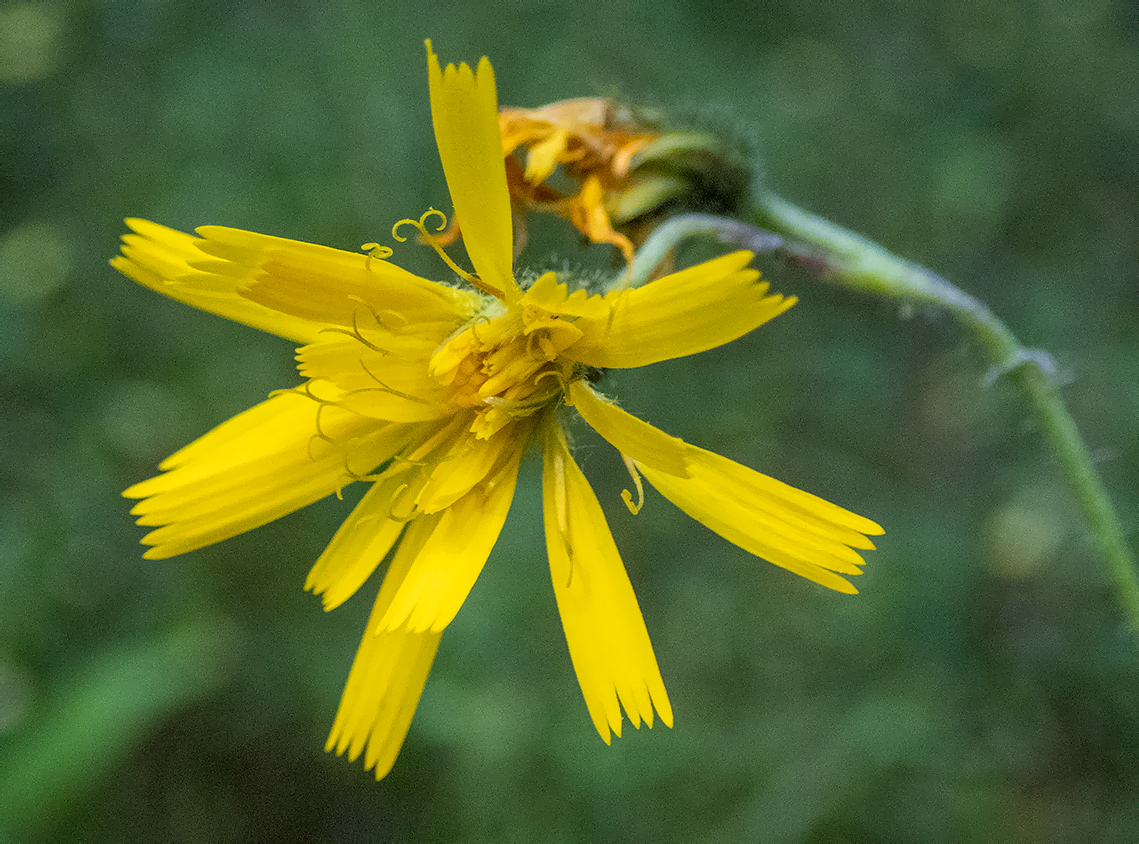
[499,98,658,263]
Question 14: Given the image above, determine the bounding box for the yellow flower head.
[111,41,883,780]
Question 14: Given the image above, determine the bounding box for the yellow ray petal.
[568,251,796,368]
[637,444,883,594]
[567,381,689,477]
[375,443,524,634]
[193,225,478,327]
[305,481,408,611]
[125,391,399,504]
[124,391,325,502]
[326,515,443,780]
[154,389,306,471]
[295,334,456,423]
[414,425,521,514]
[124,391,415,558]
[541,416,673,744]
[111,218,323,344]
[426,40,518,300]
[521,271,609,320]
[307,419,483,608]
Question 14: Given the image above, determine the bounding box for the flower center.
[430,294,583,438]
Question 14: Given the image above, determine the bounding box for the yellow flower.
[111,42,883,780]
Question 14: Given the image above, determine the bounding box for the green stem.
[750,194,1139,636]
[623,213,782,290]
[632,201,1139,635]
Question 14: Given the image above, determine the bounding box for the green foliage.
[2,0,1137,839]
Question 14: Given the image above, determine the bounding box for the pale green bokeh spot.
[0,221,72,304]
[0,3,64,84]
[986,499,1069,579]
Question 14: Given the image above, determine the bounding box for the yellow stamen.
[360,242,394,271]
[393,208,506,299]
[620,453,645,515]
[318,307,392,355]
[343,294,411,334]
[391,208,448,240]
[306,400,338,463]
[356,359,429,404]
[387,481,420,522]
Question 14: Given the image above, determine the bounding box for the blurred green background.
[2,0,1138,840]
